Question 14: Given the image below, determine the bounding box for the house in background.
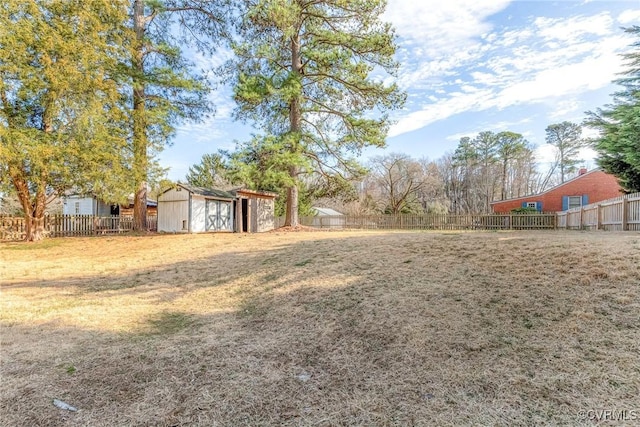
[491,168,623,213]
[311,207,346,229]
[157,184,277,233]
[62,194,157,216]
[62,195,114,216]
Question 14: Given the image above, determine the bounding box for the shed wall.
[160,187,189,202]
[191,196,207,233]
[158,188,190,232]
[157,200,189,232]
[256,197,275,232]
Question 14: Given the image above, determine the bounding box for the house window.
[74,201,80,214]
[526,202,537,209]
[568,196,582,210]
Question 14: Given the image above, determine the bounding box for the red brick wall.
[491,170,623,213]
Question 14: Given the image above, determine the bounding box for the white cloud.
[386,0,511,87]
[388,6,632,139]
[535,143,557,164]
[534,13,614,42]
[390,89,494,137]
[618,9,640,24]
[493,51,622,109]
[385,0,511,54]
[534,138,597,167]
[548,99,582,120]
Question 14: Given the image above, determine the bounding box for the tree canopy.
[0,0,132,241]
[586,26,640,192]
[229,0,406,226]
[544,121,585,184]
[185,152,231,189]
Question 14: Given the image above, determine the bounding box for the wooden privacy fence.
[275,213,557,231]
[0,214,157,240]
[557,192,640,231]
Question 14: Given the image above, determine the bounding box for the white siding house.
[62,196,113,216]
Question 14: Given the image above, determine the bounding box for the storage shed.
[232,189,278,233]
[157,184,277,233]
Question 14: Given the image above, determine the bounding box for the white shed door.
[206,200,232,231]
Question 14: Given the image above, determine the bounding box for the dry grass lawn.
[1,230,639,426]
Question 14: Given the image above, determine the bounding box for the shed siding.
[256,197,275,232]
[191,196,207,233]
[160,187,190,202]
[157,199,189,232]
[311,216,346,228]
[158,188,190,232]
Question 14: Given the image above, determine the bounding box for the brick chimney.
[578,167,587,176]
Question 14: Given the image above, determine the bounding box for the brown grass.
[1,230,639,426]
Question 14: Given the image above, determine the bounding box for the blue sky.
[159,0,640,181]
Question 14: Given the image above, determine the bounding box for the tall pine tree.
[229,0,405,227]
[128,0,230,230]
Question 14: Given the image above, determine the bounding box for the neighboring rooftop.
[312,207,344,216]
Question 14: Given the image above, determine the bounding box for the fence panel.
[273,213,556,232]
[600,200,623,230]
[556,192,640,231]
[1,214,159,240]
[627,196,640,231]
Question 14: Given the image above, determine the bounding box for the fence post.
[596,204,602,230]
[621,197,628,231]
[579,206,584,230]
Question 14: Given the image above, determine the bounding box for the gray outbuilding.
[157,184,276,233]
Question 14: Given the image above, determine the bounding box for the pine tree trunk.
[286,166,299,227]
[132,0,148,231]
[285,33,302,228]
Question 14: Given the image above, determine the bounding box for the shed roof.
[231,188,278,198]
[177,183,235,200]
